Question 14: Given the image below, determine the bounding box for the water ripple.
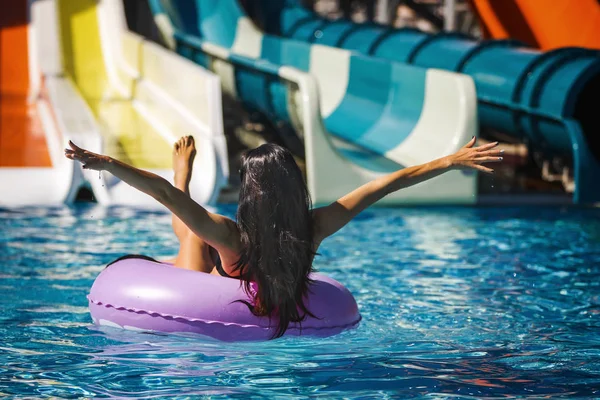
[1,205,600,398]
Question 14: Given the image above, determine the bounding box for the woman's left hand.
[448,137,504,174]
[64,141,112,171]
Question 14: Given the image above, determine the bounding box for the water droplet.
[98,171,101,180]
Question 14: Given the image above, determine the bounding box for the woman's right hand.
[64,141,112,171]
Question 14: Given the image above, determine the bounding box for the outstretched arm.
[64,142,239,256]
[312,138,502,243]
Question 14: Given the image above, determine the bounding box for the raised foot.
[173,135,197,191]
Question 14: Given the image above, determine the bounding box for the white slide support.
[44,76,105,202]
[279,66,478,205]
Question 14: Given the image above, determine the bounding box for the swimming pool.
[1,205,599,398]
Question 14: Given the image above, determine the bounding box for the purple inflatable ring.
[88,257,361,341]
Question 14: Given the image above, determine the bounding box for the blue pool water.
[1,205,599,398]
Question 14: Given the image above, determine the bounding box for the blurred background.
[1,0,599,207]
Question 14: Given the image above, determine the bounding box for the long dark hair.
[233,143,316,338]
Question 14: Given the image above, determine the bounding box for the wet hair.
[233,143,316,338]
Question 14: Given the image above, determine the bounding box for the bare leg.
[172,136,196,240]
[174,231,215,273]
[171,136,214,273]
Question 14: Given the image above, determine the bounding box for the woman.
[65,136,502,337]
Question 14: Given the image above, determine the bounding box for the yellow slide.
[57,0,171,169]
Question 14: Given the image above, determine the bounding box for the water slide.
[0,0,227,207]
[0,0,75,206]
[0,3,48,168]
[254,1,600,204]
[149,0,478,205]
[470,0,600,50]
[58,0,228,207]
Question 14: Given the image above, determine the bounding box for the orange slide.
[470,0,600,50]
[0,1,52,167]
